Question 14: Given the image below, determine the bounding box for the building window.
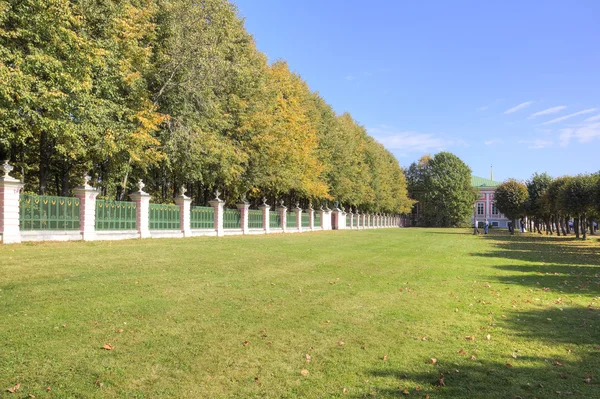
[491,202,499,215]
[477,202,484,215]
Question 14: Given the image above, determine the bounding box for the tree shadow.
[357,307,600,398]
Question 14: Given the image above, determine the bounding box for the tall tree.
[494,179,529,234]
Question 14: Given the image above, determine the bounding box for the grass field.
[1,229,600,398]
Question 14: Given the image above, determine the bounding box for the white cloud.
[528,106,566,118]
[518,139,553,149]
[559,122,600,147]
[504,101,533,114]
[584,114,600,122]
[367,126,465,154]
[484,139,502,145]
[345,74,356,81]
[541,108,597,125]
[478,105,489,111]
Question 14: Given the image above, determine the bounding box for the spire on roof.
[490,164,494,181]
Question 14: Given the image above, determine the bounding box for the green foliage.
[0,0,411,212]
[559,174,596,217]
[407,152,476,227]
[494,179,529,221]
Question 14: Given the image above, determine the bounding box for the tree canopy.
[0,0,412,214]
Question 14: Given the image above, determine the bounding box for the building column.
[73,176,100,241]
[174,186,192,237]
[129,180,151,239]
[277,200,287,232]
[259,198,270,234]
[236,200,250,234]
[0,161,24,244]
[208,190,224,237]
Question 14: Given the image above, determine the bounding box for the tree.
[525,172,552,234]
[495,179,529,233]
[558,174,596,239]
[406,152,476,227]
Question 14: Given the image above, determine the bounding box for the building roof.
[471,175,500,188]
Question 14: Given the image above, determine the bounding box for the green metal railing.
[191,206,214,229]
[248,209,263,229]
[356,215,361,227]
[269,211,281,228]
[19,194,80,230]
[301,213,310,227]
[346,214,351,226]
[149,204,180,230]
[95,200,136,230]
[369,217,374,227]
[314,212,321,228]
[223,208,241,229]
[286,212,297,228]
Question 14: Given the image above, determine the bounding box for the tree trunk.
[60,161,70,197]
[582,215,587,240]
[554,215,561,236]
[118,158,132,201]
[39,131,53,195]
[574,217,580,239]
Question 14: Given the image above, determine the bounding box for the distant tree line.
[495,173,600,239]
[0,0,413,214]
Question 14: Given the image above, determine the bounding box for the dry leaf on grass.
[300,369,309,376]
[243,341,249,346]
[7,383,20,393]
[430,358,437,365]
[383,354,388,361]
[458,349,467,355]
[465,335,475,341]
[438,374,445,387]
[102,344,114,350]
[401,388,409,395]
[305,354,311,363]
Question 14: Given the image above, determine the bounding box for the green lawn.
[1,229,599,398]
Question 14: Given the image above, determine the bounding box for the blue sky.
[234,0,600,182]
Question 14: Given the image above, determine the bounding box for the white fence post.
[277,200,287,232]
[237,200,250,234]
[174,186,192,237]
[0,161,24,244]
[129,180,151,239]
[259,198,270,234]
[208,190,224,237]
[73,175,100,241]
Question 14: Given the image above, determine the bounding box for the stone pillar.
[0,161,24,244]
[340,207,347,230]
[306,204,314,231]
[323,204,332,230]
[315,207,324,230]
[277,200,287,232]
[237,200,250,234]
[129,180,151,239]
[332,206,343,230]
[73,175,100,241]
[208,190,224,237]
[294,203,302,232]
[174,185,192,237]
[259,198,270,234]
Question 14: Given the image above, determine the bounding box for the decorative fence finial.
[214,189,221,200]
[179,185,187,196]
[137,180,145,192]
[279,199,285,207]
[241,193,247,203]
[84,174,92,187]
[308,202,313,210]
[2,160,14,178]
[295,201,300,208]
[262,196,268,205]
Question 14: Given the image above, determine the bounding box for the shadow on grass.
[471,231,600,268]
[357,307,600,399]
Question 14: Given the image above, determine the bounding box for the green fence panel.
[269,211,281,228]
[356,215,361,227]
[223,208,241,229]
[191,206,214,229]
[286,212,297,228]
[248,209,263,229]
[19,194,80,230]
[149,204,180,230]
[301,213,309,227]
[314,212,321,228]
[346,214,351,226]
[369,217,374,227]
[95,200,136,230]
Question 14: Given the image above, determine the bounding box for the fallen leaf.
[28,395,36,398]
[254,377,260,383]
[7,383,20,393]
[415,385,421,391]
[102,344,114,350]
[383,354,388,361]
[401,388,409,395]
[505,363,512,368]
[470,355,477,360]
[45,387,51,392]
[458,349,467,355]
[465,335,475,341]
[422,337,428,341]
[430,358,437,365]
[243,341,249,346]
[584,376,592,384]
[554,360,563,366]
[305,354,311,363]
[425,395,430,399]
[116,329,124,333]
[343,387,349,394]
[438,374,446,387]
[486,334,491,341]
[338,341,345,346]
[560,372,568,379]
[300,369,309,376]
